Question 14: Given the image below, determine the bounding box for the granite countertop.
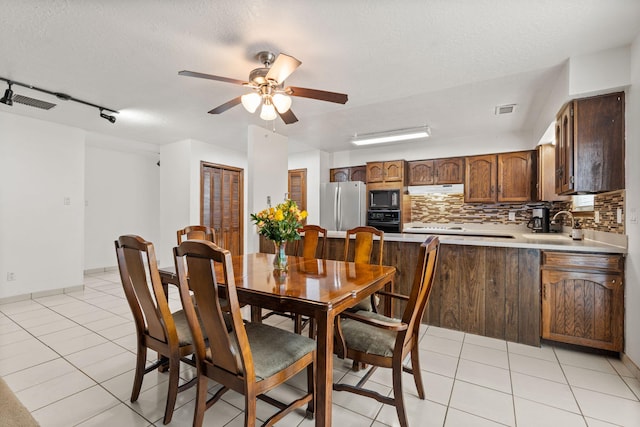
[325,223,628,254]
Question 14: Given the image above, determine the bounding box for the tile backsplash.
[409,190,625,234]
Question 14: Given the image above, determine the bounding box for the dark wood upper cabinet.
[366,160,406,184]
[497,151,536,202]
[465,151,536,203]
[464,154,497,203]
[408,157,463,186]
[330,165,366,182]
[537,144,569,202]
[555,91,625,195]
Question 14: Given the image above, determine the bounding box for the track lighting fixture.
[100,109,116,123]
[0,81,13,106]
[0,76,119,122]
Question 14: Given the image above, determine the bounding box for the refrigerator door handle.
[337,186,342,230]
[333,186,339,231]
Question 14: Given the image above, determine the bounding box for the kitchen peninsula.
[283,225,627,351]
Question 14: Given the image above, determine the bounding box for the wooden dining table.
[159,252,396,427]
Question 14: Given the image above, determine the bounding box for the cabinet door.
[542,269,623,351]
[434,157,464,184]
[383,160,404,182]
[350,166,367,182]
[556,103,574,194]
[408,160,434,185]
[330,168,350,182]
[464,155,497,203]
[537,144,570,202]
[366,162,384,183]
[497,151,535,202]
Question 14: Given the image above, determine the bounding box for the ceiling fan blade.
[287,86,348,104]
[265,53,301,84]
[278,108,298,125]
[179,70,247,86]
[207,96,242,114]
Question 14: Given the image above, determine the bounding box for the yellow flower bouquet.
[250,199,308,243]
[251,199,307,271]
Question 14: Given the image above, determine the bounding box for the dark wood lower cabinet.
[541,252,624,351]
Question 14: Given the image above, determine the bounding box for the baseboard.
[0,285,85,305]
[621,352,640,381]
[84,266,118,274]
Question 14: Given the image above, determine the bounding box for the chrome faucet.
[552,210,574,230]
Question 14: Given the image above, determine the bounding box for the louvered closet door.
[201,162,244,256]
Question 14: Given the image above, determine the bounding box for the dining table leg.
[314,310,334,427]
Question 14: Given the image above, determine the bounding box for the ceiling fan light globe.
[260,102,277,121]
[272,93,292,113]
[241,92,261,113]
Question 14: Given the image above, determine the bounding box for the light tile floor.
[1,270,640,426]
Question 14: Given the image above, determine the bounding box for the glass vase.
[272,240,288,271]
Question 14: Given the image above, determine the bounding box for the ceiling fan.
[178,51,348,124]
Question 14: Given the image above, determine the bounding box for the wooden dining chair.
[114,235,196,425]
[333,236,440,427]
[292,224,327,259]
[344,225,385,312]
[176,225,216,245]
[173,240,316,427]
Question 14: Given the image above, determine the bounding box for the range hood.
[408,184,464,195]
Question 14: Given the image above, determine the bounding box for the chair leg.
[393,362,409,427]
[162,356,180,424]
[192,374,208,427]
[306,363,315,417]
[131,344,147,402]
[245,393,257,427]
[410,346,425,399]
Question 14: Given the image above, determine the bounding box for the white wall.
[569,46,631,97]
[84,145,160,270]
[0,112,85,298]
[288,150,325,225]
[247,125,288,253]
[624,34,640,368]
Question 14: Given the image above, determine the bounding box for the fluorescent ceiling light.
[352,126,430,146]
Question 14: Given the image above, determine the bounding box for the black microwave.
[369,189,400,209]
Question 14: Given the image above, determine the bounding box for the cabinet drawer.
[542,252,623,272]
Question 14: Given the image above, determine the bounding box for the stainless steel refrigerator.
[320,181,366,231]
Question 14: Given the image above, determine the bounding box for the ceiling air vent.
[495,104,516,115]
[12,94,56,110]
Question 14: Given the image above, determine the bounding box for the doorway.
[288,168,307,222]
[200,162,244,255]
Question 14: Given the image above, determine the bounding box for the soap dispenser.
[571,220,584,240]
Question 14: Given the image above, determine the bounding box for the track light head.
[0,82,13,106]
[100,109,116,123]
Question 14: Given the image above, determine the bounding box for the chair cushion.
[244,322,316,381]
[340,311,401,357]
[172,309,195,346]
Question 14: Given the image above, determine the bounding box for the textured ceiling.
[1,0,639,153]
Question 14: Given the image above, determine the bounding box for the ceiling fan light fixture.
[352,126,431,146]
[241,92,261,113]
[259,100,277,121]
[272,93,292,114]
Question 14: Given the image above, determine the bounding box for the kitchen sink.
[522,233,571,240]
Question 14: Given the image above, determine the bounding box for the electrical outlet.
[594,211,600,223]
[631,208,638,224]
[267,196,271,206]
[508,211,516,221]
[6,272,15,281]
[64,197,71,205]
[617,208,623,224]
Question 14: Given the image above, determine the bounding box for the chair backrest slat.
[294,224,327,259]
[115,235,175,343]
[344,226,384,266]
